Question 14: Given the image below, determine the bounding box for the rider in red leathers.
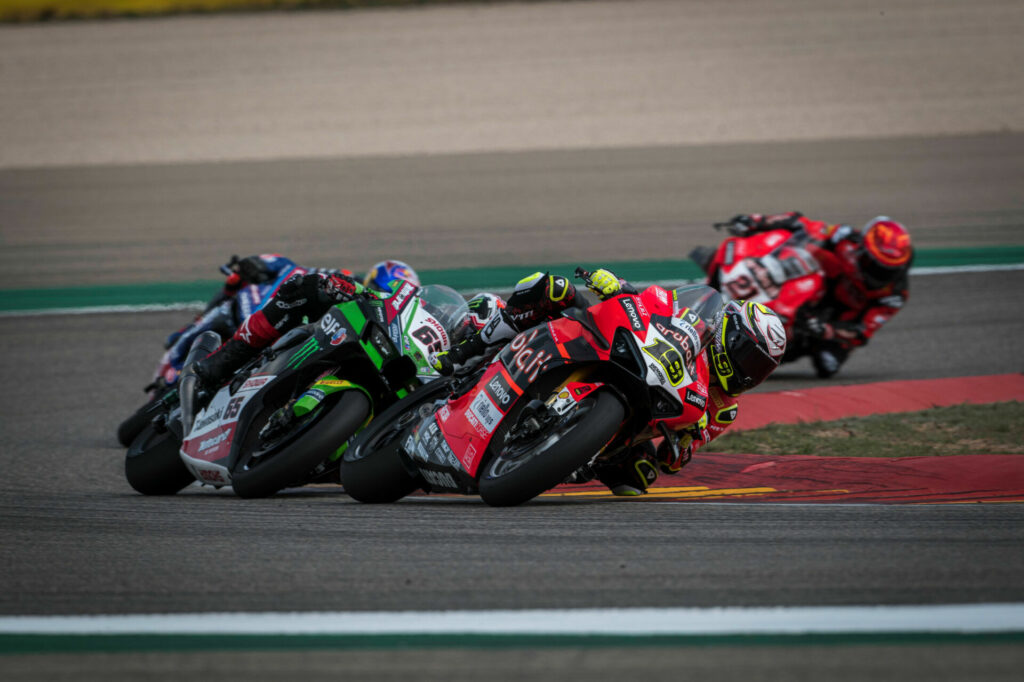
[724,212,912,377]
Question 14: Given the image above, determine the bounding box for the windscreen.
[416,284,470,335]
[671,284,729,347]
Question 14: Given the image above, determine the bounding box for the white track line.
[2,604,1022,635]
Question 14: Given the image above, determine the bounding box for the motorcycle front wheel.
[230,390,371,499]
[341,379,453,503]
[478,390,625,507]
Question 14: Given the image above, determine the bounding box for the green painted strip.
[2,246,1022,313]
[0,280,217,312]
[1,631,1021,655]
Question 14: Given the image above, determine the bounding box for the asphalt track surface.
[3,2,1024,679]
[1,217,1023,682]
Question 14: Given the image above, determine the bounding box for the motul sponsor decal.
[183,425,234,463]
[199,429,231,452]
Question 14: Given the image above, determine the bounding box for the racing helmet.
[709,301,787,396]
[363,260,420,292]
[859,217,913,289]
[453,292,506,344]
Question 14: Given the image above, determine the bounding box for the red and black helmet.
[709,301,787,396]
[859,217,913,289]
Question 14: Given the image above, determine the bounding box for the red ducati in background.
[341,271,726,507]
[691,222,825,348]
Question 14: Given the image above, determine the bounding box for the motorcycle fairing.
[712,230,825,324]
[415,361,526,480]
[179,298,372,484]
[180,373,278,484]
[401,298,451,381]
[411,292,708,480]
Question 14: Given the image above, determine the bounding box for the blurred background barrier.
[0,0,476,22]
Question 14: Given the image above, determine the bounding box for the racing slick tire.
[230,390,371,499]
[341,378,454,503]
[117,387,175,447]
[479,390,625,507]
[125,424,192,496]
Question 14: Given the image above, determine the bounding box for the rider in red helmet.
[724,212,912,377]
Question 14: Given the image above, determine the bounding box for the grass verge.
[706,401,1024,458]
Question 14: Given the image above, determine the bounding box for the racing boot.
[594,442,659,496]
[812,344,848,379]
[192,338,257,394]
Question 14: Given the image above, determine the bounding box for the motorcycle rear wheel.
[117,386,175,447]
[478,391,624,507]
[125,424,192,496]
[230,390,371,499]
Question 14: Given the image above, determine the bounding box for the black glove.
[223,255,274,284]
[431,350,455,376]
[798,315,835,340]
[431,332,487,376]
[724,214,762,237]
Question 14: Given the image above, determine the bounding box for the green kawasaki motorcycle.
[125,281,467,498]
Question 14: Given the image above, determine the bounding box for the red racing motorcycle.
[341,271,726,507]
[691,221,825,341]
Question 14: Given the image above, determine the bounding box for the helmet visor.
[715,312,779,396]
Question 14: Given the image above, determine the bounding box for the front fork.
[258,369,375,460]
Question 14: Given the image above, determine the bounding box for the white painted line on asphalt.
[911,263,1024,275]
[2,603,1023,635]
[0,301,207,318]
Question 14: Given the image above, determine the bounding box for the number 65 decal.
[412,326,444,354]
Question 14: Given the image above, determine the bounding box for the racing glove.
[724,212,803,236]
[222,254,275,284]
[657,439,694,474]
[587,268,623,299]
[431,331,488,376]
[317,273,360,304]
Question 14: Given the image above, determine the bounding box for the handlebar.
[574,266,592,282]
